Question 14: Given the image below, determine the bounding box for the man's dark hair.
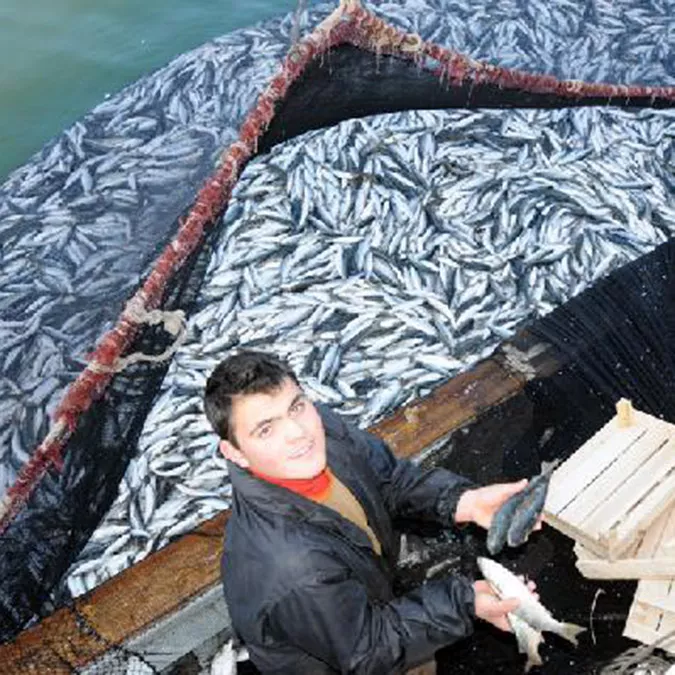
[204,350,299,445]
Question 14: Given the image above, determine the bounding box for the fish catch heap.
[2,0,675,535]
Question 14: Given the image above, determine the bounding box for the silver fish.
[508,612,544,673]
[34,1,675,598]
[478,558,586,646]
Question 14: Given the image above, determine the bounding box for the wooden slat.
[624,602,675,655]
[575,504,675,579]
[0,332,563,670]
[641,504,674,557]
[546,409,656,487]
[558,424,667,524]
[661,503,675,555]
[615,463,675,545]
[575,550,675,580]
[583,435,675,537]
[624,580,675,654]
[372,359,524,460]
[545,416,649,515]
[640,579,675,614]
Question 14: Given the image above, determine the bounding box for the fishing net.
[1,0,675,671]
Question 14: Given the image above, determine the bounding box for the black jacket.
[222,405,477,674]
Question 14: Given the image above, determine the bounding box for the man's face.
[223,377,327,480]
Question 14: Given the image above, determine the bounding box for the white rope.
[290,0,308,45]
[89,299,187,374]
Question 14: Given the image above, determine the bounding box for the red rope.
[2,0,674,533]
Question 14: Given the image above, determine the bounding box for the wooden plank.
[639,579,675,614]
[575,504,675,579]
[615,463,675,546]
[640,503,675,558]
[372,359,525,460]
[119,584,229,672]
[545,416,649,515]
[544,510,609,557]
[662,503,675,555]
[624,601,675,655]
[575,551,675,580]
[546,409,656,492]
[624,578,675,654]
[583,436,675,537]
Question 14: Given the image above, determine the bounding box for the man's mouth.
[289,441,313,460]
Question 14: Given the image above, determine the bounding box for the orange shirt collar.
[251,467,333,500]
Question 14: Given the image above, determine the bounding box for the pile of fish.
[478,557,586,672]
[63,103,675,597]
[0,10,305,498]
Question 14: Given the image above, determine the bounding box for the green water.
[0,0,297,183]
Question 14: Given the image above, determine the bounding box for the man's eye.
[258,425,271,438]
[291,400,306,414]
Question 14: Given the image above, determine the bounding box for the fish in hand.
[507,459,561,548]
[477,557,586,648]
[486,459,560,555]
[508,612,544,673]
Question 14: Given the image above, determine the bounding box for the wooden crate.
[623,578,675,655]
[574,503,675,579]
[543,405,675,560]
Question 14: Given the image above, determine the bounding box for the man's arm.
[267,552,476,674]
[346,419,475,528]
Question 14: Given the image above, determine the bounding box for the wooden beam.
[1,513,229,671]
[373,331,561,460]
[0,331,561,671]
[574,503,675,580]
[372,359,523,460]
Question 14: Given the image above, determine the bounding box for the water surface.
[0,0,296,182]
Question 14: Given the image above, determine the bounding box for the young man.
[204,350,536,674]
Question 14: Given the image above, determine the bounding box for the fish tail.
[541,458,561,474]
[558,622,586,647]
[524,651,543,673]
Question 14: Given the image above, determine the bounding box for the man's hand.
[455,480,543,531]
[473,578,538,632]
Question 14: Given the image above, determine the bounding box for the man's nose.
[284,417,306,440]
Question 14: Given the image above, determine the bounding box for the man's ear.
[219,440,250,468]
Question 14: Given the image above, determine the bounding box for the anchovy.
[3,0,665,598]
[487,459,560,555]
[507,459,561,548]
[478,557,586,646]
